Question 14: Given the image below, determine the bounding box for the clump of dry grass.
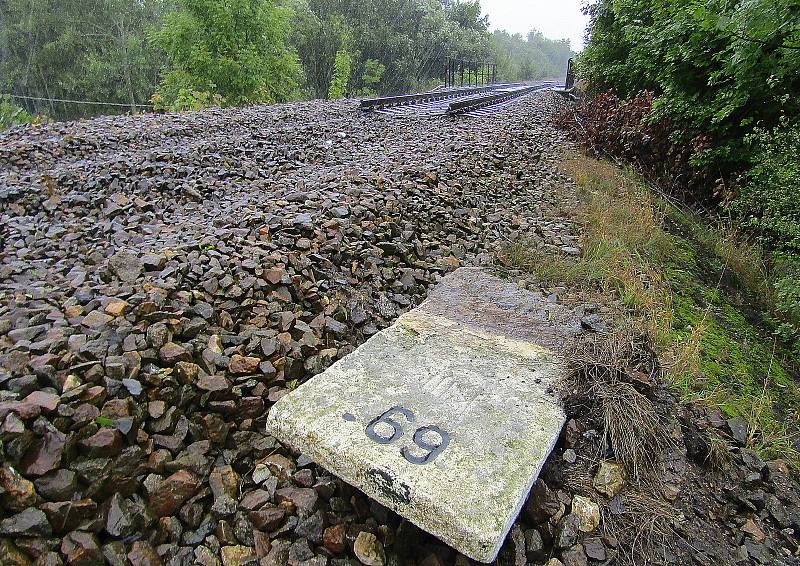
[562,329,671,484]
[597,381,664,481]
[705,429,733,471]
[602,491,682,566]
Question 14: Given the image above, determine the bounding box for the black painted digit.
[365,406,415,444]
[401,425,450,464]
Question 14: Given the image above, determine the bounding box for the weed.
[602,491,681,566]
[705,430,733,471]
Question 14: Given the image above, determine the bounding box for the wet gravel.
[4,92,796,566]
[0,94,585,566]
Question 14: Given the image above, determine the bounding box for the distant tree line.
[0,0,575,121]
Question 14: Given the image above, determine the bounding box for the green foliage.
[0,0,166,120]
[1,0,575,117]
[291,0,491,98]
[157,88,224,112]
[770,256,800,358]
[356,59,385,97]
[490,30,573,82]
[289,0,572,99]
[327,31,354,99]
[576,0,800,367]
[578,0,800,175]
[0,94,34,128]
[734,120,800,253]
[727,117,800,358]
[152,0,300,110]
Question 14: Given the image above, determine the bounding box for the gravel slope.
[2,92,799,566]
[0,94,581,566]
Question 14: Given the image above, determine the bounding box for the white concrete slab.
[267,268,580,562]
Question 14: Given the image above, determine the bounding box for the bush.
[733,121,800,254]
[327,38,354,100]
[152,0,300,110]
[577,0,800,199]
[151,87,224,112]
[554,91,713,197]
[0,94,33,129]
[771,256,800,356]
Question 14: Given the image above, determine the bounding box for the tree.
[328,28,354,99]
[0,0,165,120]
[151,0,300,110]
[290,0,504,99]
[489,29,573,82]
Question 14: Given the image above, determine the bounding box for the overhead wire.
[7,94,153,108]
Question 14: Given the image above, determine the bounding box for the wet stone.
[221,545,257,566]
[0,465,38,511]
[324,523,348,554]
[0,507,52,537]
[128,540,163,566]
[296,510,325,544]
[61,531,103,565]
[268,269,577,562]
[275,487,318,517]
[34,469,77,501]
[148,469,199,518]
[593,461,625,498]
[106,492,139,538]
[353,532,385,566]
[20,429,66,476]
[160,342,191,365]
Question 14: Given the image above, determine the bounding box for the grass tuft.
[563,329,669,484]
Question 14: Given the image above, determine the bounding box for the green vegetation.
[579,0,799,176]
[327,30,354,99]
[0,0,166,121]
[572,0,800,368]
[151,0,300,110]
[505,154,799,463]
[491,30,573,81]
[0,0,574,122]
[0,94,35,128]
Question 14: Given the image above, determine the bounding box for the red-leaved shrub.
[555,91,720,201]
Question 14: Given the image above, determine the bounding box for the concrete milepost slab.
[267,268,581,562]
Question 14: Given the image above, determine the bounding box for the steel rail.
[360,85,499,111]
[446,85,551,116]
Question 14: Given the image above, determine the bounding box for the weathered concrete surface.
[267,268,580,562]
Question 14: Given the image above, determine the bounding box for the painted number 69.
[365,406,450,465]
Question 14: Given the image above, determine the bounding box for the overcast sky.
[479,0,589,52]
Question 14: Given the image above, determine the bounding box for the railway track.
[360,81,561,117]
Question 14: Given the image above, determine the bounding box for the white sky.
[480,0,589,52]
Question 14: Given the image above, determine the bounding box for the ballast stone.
[267,268,580,562]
